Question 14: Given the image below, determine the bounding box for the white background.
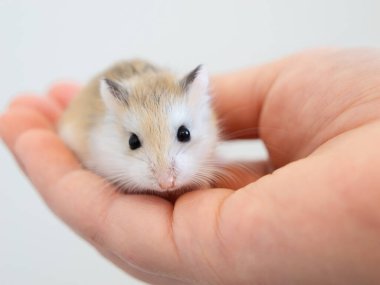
[1,0,380,284]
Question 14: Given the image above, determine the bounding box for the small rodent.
[59,60,220,194]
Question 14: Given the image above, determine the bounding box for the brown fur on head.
[59,60,219,193]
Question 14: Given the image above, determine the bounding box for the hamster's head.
[98,65,219,193]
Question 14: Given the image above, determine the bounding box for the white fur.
[186,65,210,108]
[59,123,76,151]
[87,112,158,191]
[86,69,218,192]
[99,79,115,110]
[100,79,130,111]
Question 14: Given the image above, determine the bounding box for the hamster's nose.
[157,174,176,190]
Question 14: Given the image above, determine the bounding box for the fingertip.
[14,128,76,164]
[7,92,40,106]
[48,82,81,108]
[9,95,63,123]
[0,108,54,150]
[13,129,82,191]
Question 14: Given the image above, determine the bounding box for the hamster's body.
[59,60,219,193]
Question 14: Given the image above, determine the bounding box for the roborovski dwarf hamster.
[59,60,220,194]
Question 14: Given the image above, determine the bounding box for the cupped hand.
[2,49,380,285]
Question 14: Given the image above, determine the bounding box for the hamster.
[59,60,220,194]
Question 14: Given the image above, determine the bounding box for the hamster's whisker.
[89,176,116,191]
[220,127,260,139]
[108,176,138,192]
[197,161,235,184]
[175,142,193,156]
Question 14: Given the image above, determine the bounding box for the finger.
[47,82,81,108]
[97,248,188,285]
[13,130,183,276]
[0,108,54,150]
[9,95,63,123]
[212,61,283,139]
[215,121,380,283]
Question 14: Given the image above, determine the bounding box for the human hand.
[2,48,380,284]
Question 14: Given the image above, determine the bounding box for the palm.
[2,49,380,284]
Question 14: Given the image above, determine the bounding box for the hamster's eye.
[129,133,141,150]
[177,125,191,142]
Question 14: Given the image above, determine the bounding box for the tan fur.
[122,72,186,167]
[59,59,220,192]
[59,60,186,161]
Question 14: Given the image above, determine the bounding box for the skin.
[1,48,380,284]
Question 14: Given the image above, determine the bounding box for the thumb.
[211,59,284,140]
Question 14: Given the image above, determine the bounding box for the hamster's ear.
[180,65,209,100]
[100,78,129,109]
